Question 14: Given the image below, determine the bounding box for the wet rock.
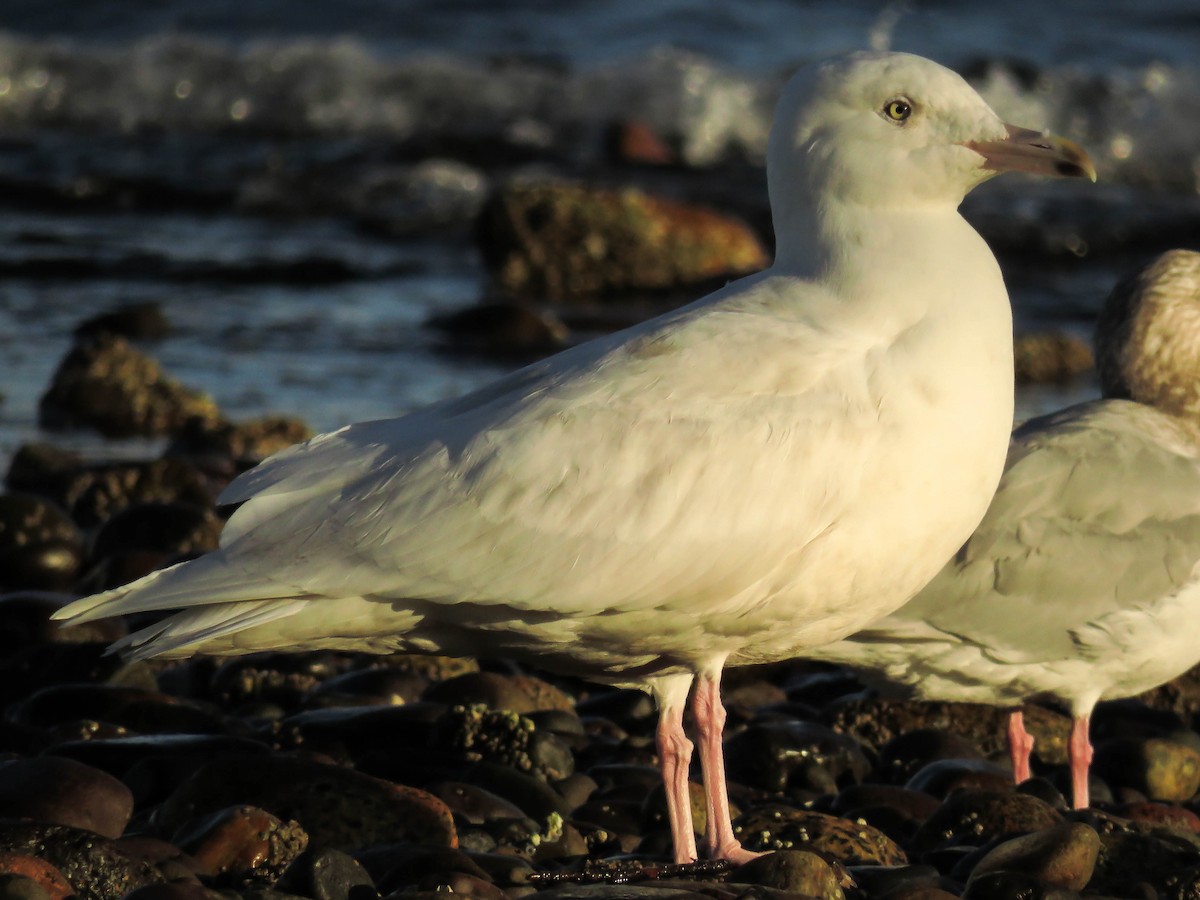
[427,301,569,360]
[0,873,55,900]
[112,835,206,882]
[605,120,677,167]
[75,303,171,341]
[873,889,961,900]
[13,684,219,732]
[4,444,82,496]
[0,592,123,646]
[910,789,1064,854]
[723,720,871,793]
[906,758,1016,799]
[966,821,1101,890]
[0,756,133,839]
[275,847,375,900]
[433,704,575,782]
[0,821,164,900]
[156,754,457,852]
[1136,663,1200,721]
[961,870,1082,900]
[83,502,222,591]
[209,653,348,709]
[1013,331,1094,384]
[42,459,214,531]
[304,666,429,707]
[478,181,767,302]
[1015,777,1069,809]
[173,806,308,884]
[1117,801,1200,833]
[121,885,226,900]
[39,334,220,438]
[825,698,1071,768]
[0,644,145,711]
[846,863,944,897]
[277,703,443,771]
[459,762,572,822]
[1093,737,1200,802]
[831,784,944,846]
[164,416,312,472]
[728,849,847,897]
[381,654,479,682]
[424,671,576,714]
[0,854,74,900]
[877,728,986,785]
[1087,821,1200,897]
[45,734,271,799]
[0,494,84,592]
[428,781,528,825]
[733,805,907,866]
[357,844,490,895]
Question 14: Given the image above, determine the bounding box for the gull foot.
[712,843,767,865]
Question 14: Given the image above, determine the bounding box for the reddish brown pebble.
[0,757,133,839]
[0,854,73,900]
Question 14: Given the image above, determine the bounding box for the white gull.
[53,51,1095,864]
[808,250,1200,811]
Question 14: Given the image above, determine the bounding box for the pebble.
[0,494,84,592]
[1092,736,1200,802]
[0,855,74,900]
[733,806,907,866]
[905,759,1017,799]
[0,757,133,840]
[424,671,577,714]
[173,806,308,884]
[155,755,458,852]
[274,848,375,900]
[910,790,1064,855]
[477,181,767,302]
[164,416,312,474]
[965,821,1101,890]
[728,849,846,898]
[38,334,220,439]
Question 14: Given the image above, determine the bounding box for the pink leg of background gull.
[1069,714,1093,809]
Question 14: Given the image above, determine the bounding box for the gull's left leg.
[691,668,764,864]
[1068,714,1093,809]
[1007,709,1035,784]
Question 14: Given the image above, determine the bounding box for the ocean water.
[0,0,1198,466]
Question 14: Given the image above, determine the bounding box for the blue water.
[0,1,1197,467]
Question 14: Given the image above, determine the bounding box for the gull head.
[1096,249,1200,419]
[767,51,1096,217]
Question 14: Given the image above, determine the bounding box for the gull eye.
[884,98,913,123]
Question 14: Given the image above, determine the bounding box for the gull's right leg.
[651,674,697,864]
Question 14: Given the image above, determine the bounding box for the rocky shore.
[2,581,1200,900]
[0,167,1183,899]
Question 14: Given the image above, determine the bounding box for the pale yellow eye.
[884,99,912,122]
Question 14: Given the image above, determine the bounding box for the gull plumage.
[809,250,1200,811]
[54,51,1095,863]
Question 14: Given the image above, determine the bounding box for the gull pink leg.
[655,702,698,863]
[1068,714,1093,809]
[692,673,764,864]
[1007,709,1035,784]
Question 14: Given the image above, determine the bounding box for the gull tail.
[52,551,313,662]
